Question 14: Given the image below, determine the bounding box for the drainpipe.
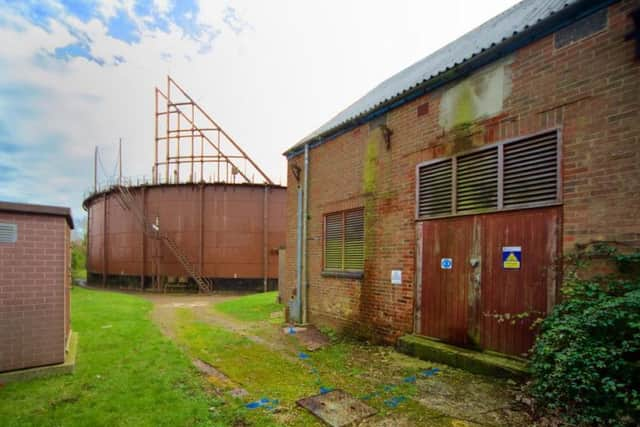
[263,185,269,292]
[301,143,310,324]
[295,187,303,321]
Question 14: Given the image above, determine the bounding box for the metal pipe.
[102,193,107,287]
[263,185,269,292]
[154,89,158,184]
[140,187,145,290]
[165,76,170,183]
[301,143,309,324]
[118,138,122,186]
[199,184,204,278]
[94,146,98,192]
[295,185,303,321]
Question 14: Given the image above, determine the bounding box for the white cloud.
[0,0,520,228]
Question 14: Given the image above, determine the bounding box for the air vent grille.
[418,159,453,217]
[456,148,498,213]
[416,130,560,219]
[504,132,558,207]
[324,212,343,270]
[0,223,17,243]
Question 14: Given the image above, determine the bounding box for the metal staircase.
[114,184,213,293]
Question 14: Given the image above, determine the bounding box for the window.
[417,130,560,219]
[0,223,17,243]
[324,208,364,271]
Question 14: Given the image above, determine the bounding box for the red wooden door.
[421,217,475,346]
[420,207,559,357]
[480,207,560,357]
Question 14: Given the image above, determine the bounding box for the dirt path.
[143,293,235,338]
[145,292,299,359]
[144,292,531,426]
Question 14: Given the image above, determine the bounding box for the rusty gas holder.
[83,182,286,292]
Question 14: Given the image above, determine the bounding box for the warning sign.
[502,246,522,270]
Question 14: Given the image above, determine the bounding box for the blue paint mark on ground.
[245,397,279,411]
[384,396,407,408]
[420,368,440,377]
[319,386,334,395]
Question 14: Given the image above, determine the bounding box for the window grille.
[324,208,364,271]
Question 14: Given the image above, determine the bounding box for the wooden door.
[421,217,475,346]
[479,207,560,357]
[420,207,559,357]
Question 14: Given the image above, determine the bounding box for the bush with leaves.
[530,251,640,426]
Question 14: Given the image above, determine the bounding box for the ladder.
[113,185,213,293]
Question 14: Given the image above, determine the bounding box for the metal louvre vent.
[418,159,452,217]
[0,223,17,243]
[456,148,498,213]
[503,132,559,207]
[324,212,343,270]
[344,209,364,270]
[324,209,364,271]
[416,130,560,219]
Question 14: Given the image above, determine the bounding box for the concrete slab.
[0,331,78,384]
[397,335,528,380]
[297,389,377,427]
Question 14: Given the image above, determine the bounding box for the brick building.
[0,201,74,372]
[283,0,640,357]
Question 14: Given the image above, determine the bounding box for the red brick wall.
[284,1,640,343]
[0,212,70,372]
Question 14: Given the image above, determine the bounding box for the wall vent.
[416,130,560,219]
[0,223,17,243]
[555,8,607,48]
[344,209,365,271]
[324,212,343,270]
[456,147,498,213]
[324,209,365,271]
[503,132,559,207]
[418,159,453,217]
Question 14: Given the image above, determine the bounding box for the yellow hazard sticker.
[503,253,520,269]
[502,246,522,269]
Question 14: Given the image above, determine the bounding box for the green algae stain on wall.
[438,57,513,131]
[453,82,475,126]
[363,135,379,195]
[363,129,382,262]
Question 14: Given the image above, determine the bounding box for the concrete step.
[397,335,528,380]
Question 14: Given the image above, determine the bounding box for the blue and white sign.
[502,246,522,270]
[391,270,402,285]
[440,258,453,270]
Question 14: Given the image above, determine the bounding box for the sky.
[0,0,519,234]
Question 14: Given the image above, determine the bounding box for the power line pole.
[94,146,98,192]
[118,138,122,186]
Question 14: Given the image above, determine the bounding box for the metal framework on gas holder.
[154,76,273,185]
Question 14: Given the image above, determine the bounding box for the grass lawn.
[214,291,281,322]
[175,307,433,426]
[72,268,87,281]
[1,289,525,426]
[0,287,214,427]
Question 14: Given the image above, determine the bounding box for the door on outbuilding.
[417,130,561,357]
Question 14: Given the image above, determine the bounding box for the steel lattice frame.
[154,76,273,185]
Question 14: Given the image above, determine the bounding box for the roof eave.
[283,0,614,159]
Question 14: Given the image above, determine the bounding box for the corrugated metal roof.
[287,0,583,155]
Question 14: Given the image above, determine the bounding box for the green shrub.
[530,273,640,425]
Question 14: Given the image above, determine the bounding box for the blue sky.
[0,0,518,236]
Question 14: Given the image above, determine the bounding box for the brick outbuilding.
[0,201,74,373]
[283,0,640,357]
